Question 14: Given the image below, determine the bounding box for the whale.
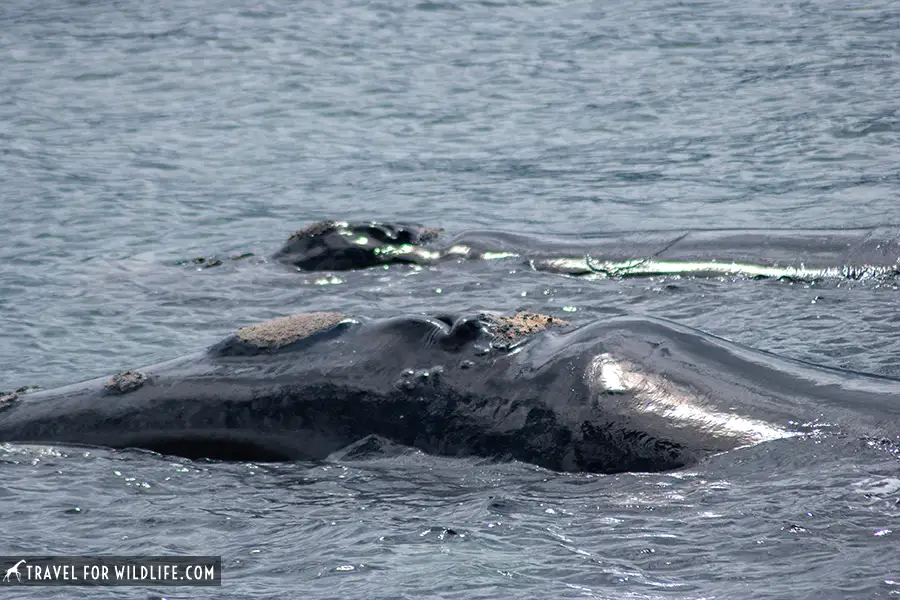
[271,221,900,280]
[1,311,897,473]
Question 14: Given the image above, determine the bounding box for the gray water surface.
[1,0,899,597]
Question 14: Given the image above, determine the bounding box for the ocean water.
[1,0,899,598]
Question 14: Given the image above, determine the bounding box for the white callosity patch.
[236,312,349,349]
[585,353,791,445]
[104,371,148,394]
[483,312,569,347]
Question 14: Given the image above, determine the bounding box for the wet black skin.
[272,221,443,271]
[271,220,900,279]
[1,313,898,473]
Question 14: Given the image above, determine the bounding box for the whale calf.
[272,221,900,280]
[1,311,897,473]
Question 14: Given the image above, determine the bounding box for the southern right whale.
[1,311,897,473]
[272,220,900,280]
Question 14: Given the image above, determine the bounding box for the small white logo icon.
[3,559,26,583]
